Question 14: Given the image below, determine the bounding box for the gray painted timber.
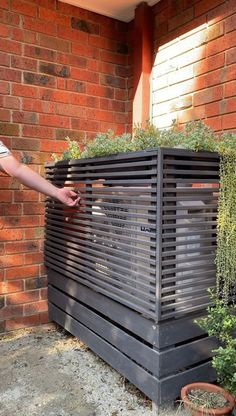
[45,148,220,404]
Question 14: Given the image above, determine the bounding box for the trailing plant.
[196,290,236,395]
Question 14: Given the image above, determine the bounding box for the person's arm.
[0,155,80,207]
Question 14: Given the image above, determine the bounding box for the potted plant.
[180,291,236,415]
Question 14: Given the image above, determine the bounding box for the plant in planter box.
[180,291,236,415]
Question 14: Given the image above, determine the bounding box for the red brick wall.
[152,0,236,132]
[0,0,131,332]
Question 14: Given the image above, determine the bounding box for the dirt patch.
[0,324,186,416]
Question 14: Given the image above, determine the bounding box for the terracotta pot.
[181,382,235,416]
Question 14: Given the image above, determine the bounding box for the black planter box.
[45,148,219,404]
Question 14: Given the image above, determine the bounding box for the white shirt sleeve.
[0,141,12,158]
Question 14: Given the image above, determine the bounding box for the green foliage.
[80,130,133,158]
[51,121,236,302]
[196,291,236,395]
[52,137,81,161]
[216,153,236,302]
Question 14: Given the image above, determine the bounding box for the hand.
[55,188,81,207]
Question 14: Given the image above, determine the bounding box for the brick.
[39,140,67,152]
[39,62,70,78]
[101,50,127,65]
[0,305,23,320]
[39,34,70,52]
[55,129,82,140]
[0,22,9,37]
[25,276,47,290]
[12,139,40,151]
[39,114,70,128]
[0,0,9,10]
[195,0,225,17]
[0,67,21,82]
[24,300,48,315]
[22,98,56,114]
[57,52,87,68]
[23,16,57,36]
[205,101,221,117]
[206,22,224,42]
[12,0,37,17]
[222,114,236,130]
[39,311,49,324]
[0,10,20,26]
[226,48,236,65]
[225,63,236,82]
[24,45,56,61]
[23,203,44,215]
[24,252,43,265]
[11,27,37,43]
[5,314,40,331]
[66,79,86,93]
[39,88,71,103]
[193,85,223,106]
[0,81,10,94]
[72,118,100,132]
[4,96,20,109]
[221,98,236,114]
[11,56,37,72]
[71,17,99,34]
[5,240,39,254]
[0,109,10,121]
[225,13,236,33]
[3,254,25,268]
[194,52,225,76]
[24,72,56,88]
[0,123,19,136]
[0,190,13,202]
[12,111,38,125]
[6,289,40,306]
[12,83,38,98]
[169,7,194,31]
[57,24,88,43]
[87,83,114,98]
[24,227,44,240]
[6,264,39,280]
[70,68,99,83]
[72,42,100,59]
[15,190,39,203]
[100,74,126,89]
[207,32,235,57]
[0,281,23,295]
[225,81,236,98]
[0,229,23,242]
[56,103,86,118]
[39,7,70,26]
[205,116,222,131]
[40,287,48,300]
[22,125,54,139]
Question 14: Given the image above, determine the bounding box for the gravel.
[0,324,187,416]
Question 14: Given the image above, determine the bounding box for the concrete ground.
[0,324,187,416]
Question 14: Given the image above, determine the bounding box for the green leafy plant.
[196,290,236,395]
[52,121,236,302]
[52,137,81,161]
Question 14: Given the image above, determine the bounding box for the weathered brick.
[12,111,38,124]
[100,74,126,89]
[0,0,9,10]
[71,17,99,34]
[0,81,10,94]
[225,14,236,33]
[22,124,54,139]
[25,276,47,291]
[0,123,19,136]
[24,44,56,61]
[39,62,70,78]
[12,83,38,98]
[226,47,236,65]
[195,0,225,17]
[39,113,70,128]
[39,34,70,52]
[24,72,56,88]
[0,305,23,320]
[193,85,223,106]
[70,68,99,83]
[222,113,236,130]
